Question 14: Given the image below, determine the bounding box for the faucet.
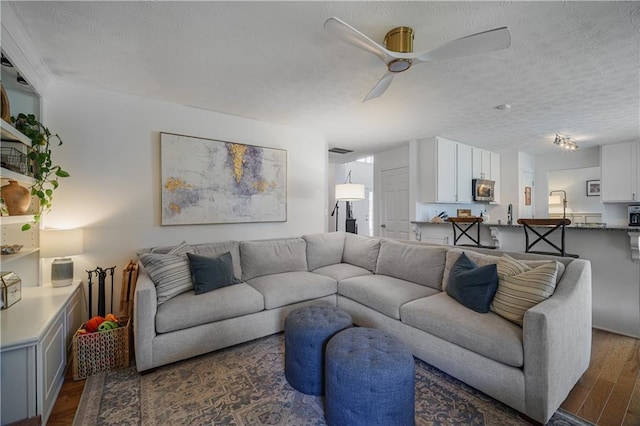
[507,204,513,225]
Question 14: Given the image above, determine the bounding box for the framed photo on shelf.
[586,180,600,197]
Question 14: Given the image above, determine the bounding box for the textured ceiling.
[5,1,640,161]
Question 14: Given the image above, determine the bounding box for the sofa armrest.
[523,259,592,423]
[134,263,158,372]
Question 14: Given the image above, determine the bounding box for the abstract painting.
[161,133,287,225]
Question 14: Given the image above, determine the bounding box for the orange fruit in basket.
[105,313,118,323]
[85,316,105,333]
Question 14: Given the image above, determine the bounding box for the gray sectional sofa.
[134,232,592,424]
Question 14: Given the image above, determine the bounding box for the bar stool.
[447,217,495,249]
[516,218,578,258]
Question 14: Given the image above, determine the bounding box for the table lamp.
[40,228,84,287]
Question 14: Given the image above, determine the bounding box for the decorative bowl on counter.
[1,244,23,255]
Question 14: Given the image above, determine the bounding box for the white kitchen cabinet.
[436,138,472,203]
[1,282,85,425]
[472,148,492,180]
[418,137,478,203]
[456,143,473,203]
[490,151,501,203]
[601,141,638,203]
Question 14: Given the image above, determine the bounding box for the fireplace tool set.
[86,266,116,318]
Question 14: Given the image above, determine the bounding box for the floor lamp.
[332,171,365,232]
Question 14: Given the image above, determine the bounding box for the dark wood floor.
[47,328,640,425]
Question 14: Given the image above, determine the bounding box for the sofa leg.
[521,413,543,425]
[139,368,157,375]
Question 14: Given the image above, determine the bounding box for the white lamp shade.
[548,195,563,205]
[335,183,365,201]
[40,229,84,258]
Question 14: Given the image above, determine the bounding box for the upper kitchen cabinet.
[472,148,491,179]
[418,137,472,203]
[601,141,638,203]
[472,148,501,203]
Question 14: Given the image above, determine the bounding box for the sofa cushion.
[193,241,242,280]
[342,234,380,272]
[155,283,264,333]
[138,242,195,305]
[303,232,346,271]
[246,271,337,309]
[376,240,447,289]
[339,275,439,320]
[442,248,566,291]
[400,293,524,367]
[187,252,241,295]
[446,252,498,313]
[240,238,308,281]
[312,263,372,282]
[491,261,560,326]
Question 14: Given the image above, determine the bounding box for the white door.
[380,167,410,240]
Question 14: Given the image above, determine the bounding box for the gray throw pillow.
[138,241,195,305]
[187,252,241,295]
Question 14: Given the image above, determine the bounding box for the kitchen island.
[412,220,640,338]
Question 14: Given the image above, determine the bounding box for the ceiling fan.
[324,17,511,102]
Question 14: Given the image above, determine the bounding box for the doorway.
[332,159,374,235]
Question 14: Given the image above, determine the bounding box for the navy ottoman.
[284,305,352,395]
[325,327,415,426]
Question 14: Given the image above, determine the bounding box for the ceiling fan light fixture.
[387,58,412,72]
[384,26,414,53]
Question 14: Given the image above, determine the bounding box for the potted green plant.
[11,113,70,231]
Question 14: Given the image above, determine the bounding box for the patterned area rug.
[74,333,590,425]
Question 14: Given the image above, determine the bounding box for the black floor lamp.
[331,170,365,232]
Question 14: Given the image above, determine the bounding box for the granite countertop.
[411,220,640,232]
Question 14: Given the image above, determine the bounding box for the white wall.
[533,146,600,217]
[548,167,602,215]
[41,81,327,309]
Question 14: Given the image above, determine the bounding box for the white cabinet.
[0,282,85,425]
[601,141,639,203]
[490,151,501,203]
[435,138,472,203]
[418,137,500,204]
[418,137,472,203]
[472,148,500,203]
[472,148,492,180]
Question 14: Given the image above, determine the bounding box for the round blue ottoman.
[325,327,415,426]
[284,305,352,395]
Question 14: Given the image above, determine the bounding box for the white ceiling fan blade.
[324,17,394,63]
[363,72,394,102]
[414,27,511,64]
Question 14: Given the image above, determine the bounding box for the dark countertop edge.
[411,221,640,232]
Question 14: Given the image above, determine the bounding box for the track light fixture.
[554,134,578,151]
[16,73,28,86]
[1,54,13,67]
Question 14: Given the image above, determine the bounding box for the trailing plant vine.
[11,113,70,231]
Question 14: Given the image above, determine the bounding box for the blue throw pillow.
[446,252,498,313]
[187,252,241,295]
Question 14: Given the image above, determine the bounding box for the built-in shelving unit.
[1,118,31,145]
[1,116,39,285]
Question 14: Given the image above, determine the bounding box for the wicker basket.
[72,316,131,380]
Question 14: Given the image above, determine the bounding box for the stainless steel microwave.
[472,179,495,202]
